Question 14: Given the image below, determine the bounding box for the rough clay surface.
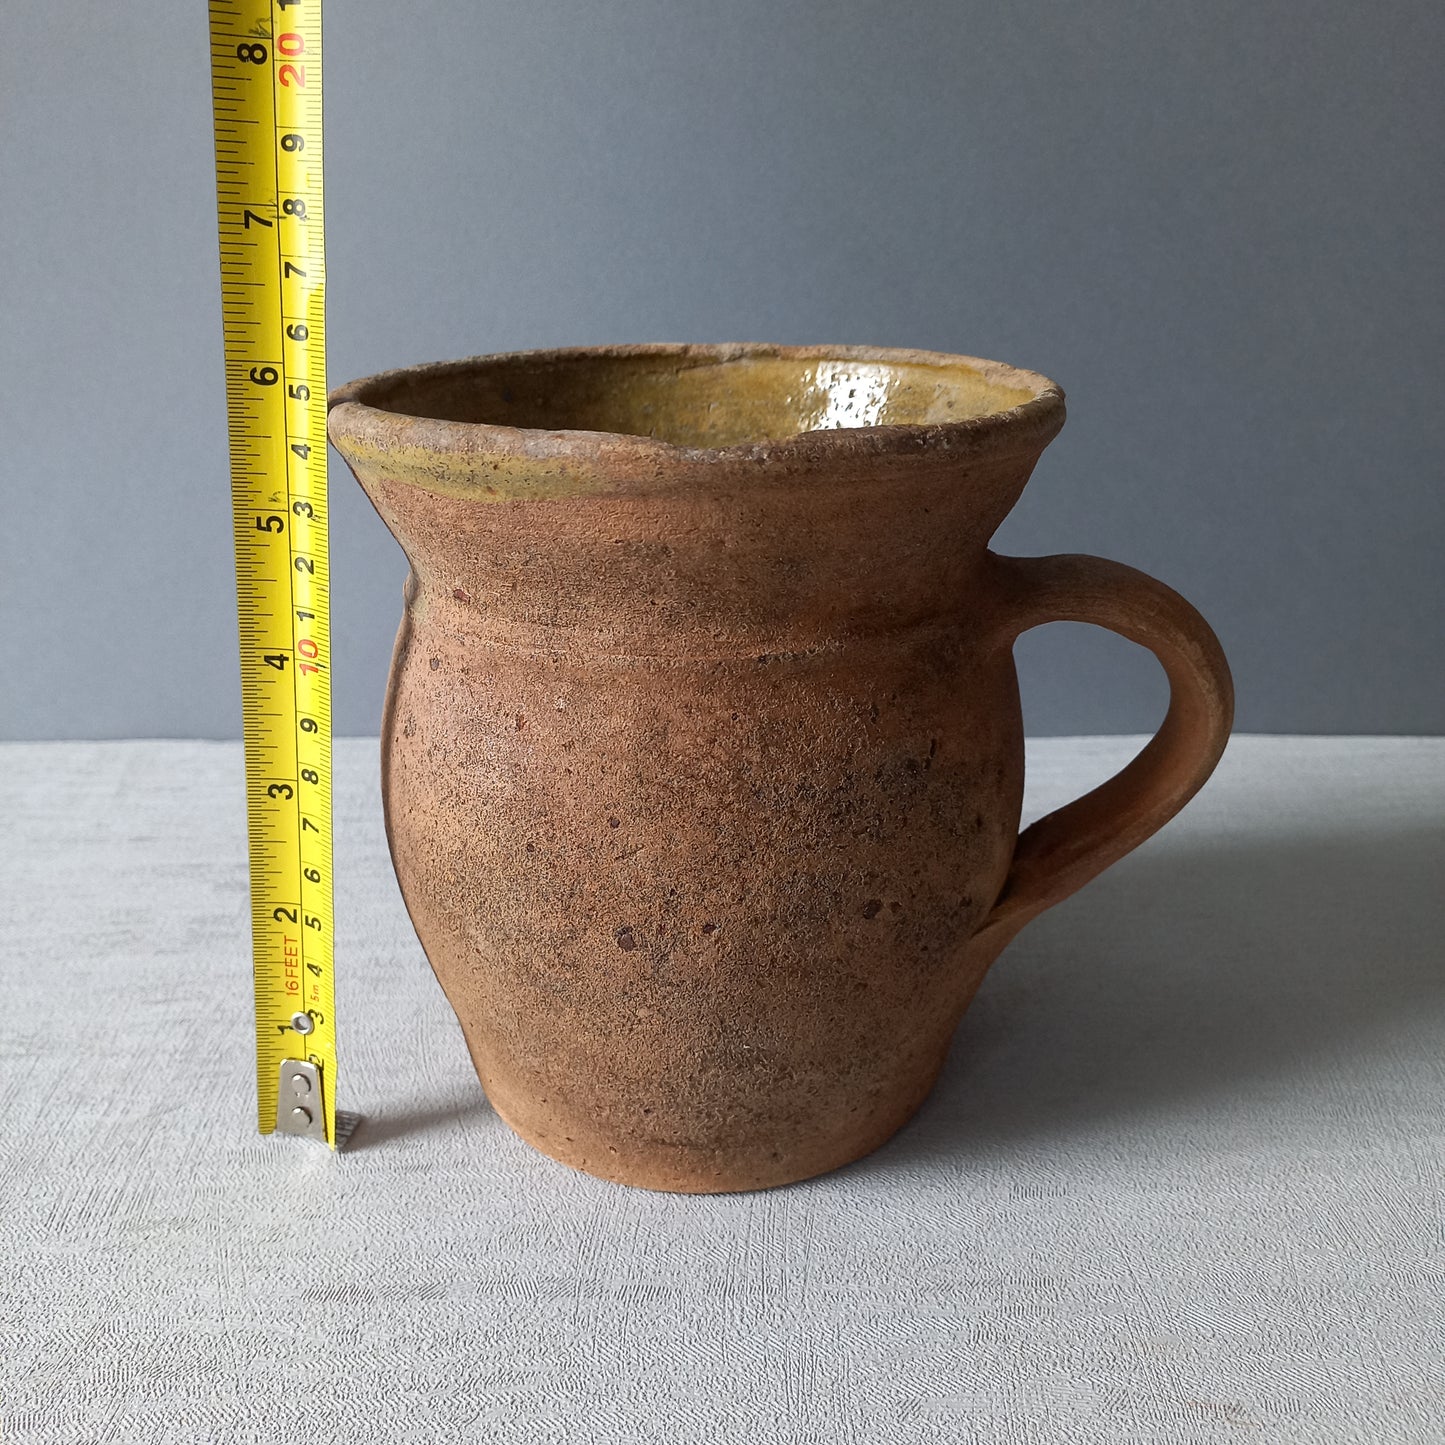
[386,587,1024,1192]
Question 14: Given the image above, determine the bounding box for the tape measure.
[209,0,337,1145]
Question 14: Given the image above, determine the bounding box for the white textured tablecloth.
[2,735,1443,1444]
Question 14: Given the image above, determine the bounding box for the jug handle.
[971,552,1234,954]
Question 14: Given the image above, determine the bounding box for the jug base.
[483,1060,949,1195]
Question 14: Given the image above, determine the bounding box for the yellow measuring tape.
[209,0,337,1145]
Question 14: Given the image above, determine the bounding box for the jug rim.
[327,342,1066,489]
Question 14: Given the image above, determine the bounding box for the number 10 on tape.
[209,0,338,1145]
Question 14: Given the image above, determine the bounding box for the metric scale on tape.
[209,0,340,1145]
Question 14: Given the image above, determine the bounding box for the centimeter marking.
[209,0,337,1145]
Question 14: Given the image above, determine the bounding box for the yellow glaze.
[329,344,1064,504]
[367,352,1037,448]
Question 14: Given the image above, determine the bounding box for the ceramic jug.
[328,344,1233,1192]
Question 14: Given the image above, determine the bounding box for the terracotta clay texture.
[328,344,1234,1193]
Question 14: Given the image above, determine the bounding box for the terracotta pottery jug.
[328,343,1233,1192]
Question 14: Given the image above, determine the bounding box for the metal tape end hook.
[275,1058,327,1143]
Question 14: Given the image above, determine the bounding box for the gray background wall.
[2,0,1441,741]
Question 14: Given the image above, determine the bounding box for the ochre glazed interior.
[358,349,1041,449]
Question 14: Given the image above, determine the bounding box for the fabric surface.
[2,735,1442,1444]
